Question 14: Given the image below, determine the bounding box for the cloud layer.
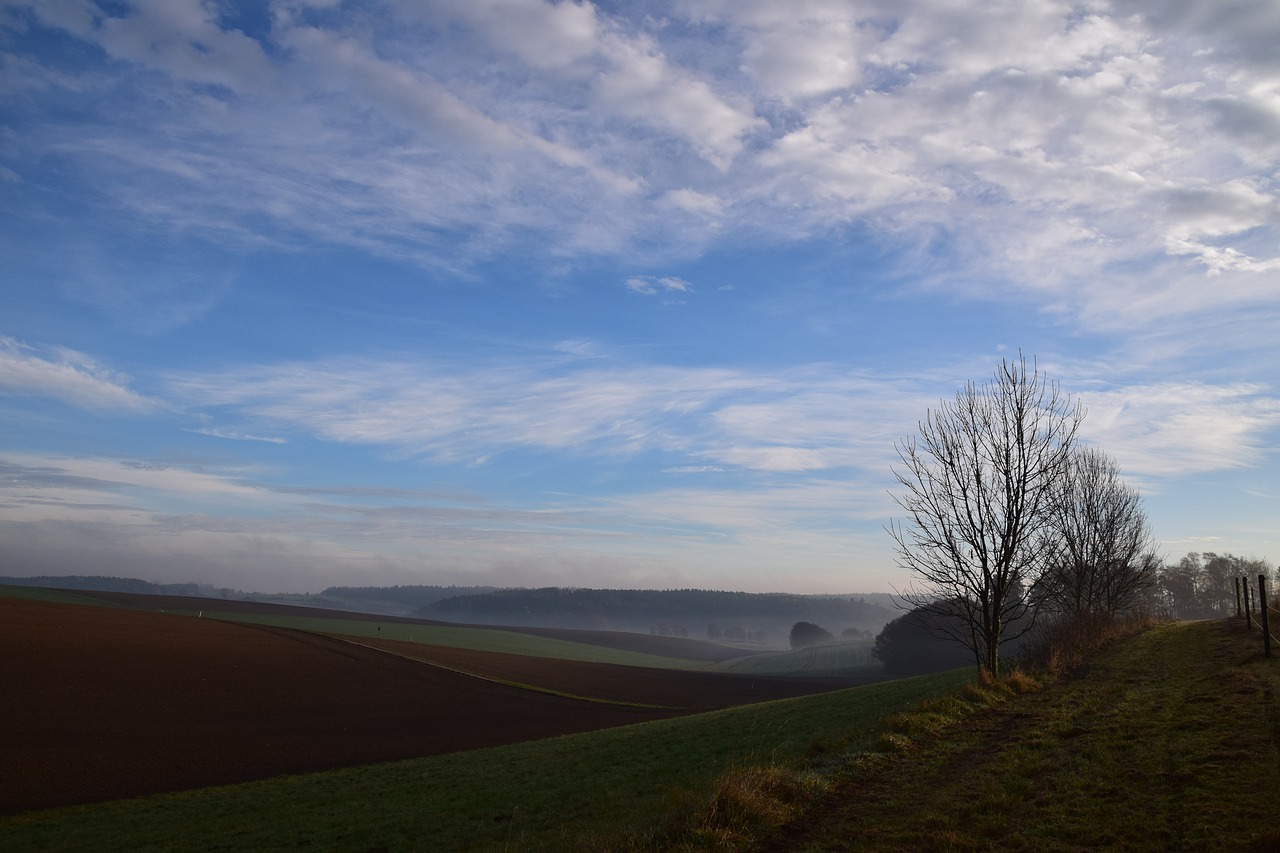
[3,0,1276,329]
[1,1,1277,593]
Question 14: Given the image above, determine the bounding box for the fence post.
[1236,576,1242,617]
[1245,576,1254,629]
[1260,575,1272,658]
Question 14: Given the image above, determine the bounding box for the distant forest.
[415,587,895,641]
[0,576,897,643]
[320,585,498,611]
[0,575,203,596]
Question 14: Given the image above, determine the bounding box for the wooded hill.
[415,587,895,643]
[0,575,202,597]
[0,576,896,645]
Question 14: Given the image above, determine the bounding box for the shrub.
[872,606,974,675]
[788,621,834,649]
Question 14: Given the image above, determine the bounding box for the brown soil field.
[1,597,867,816]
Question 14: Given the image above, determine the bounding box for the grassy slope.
[767,619,1280,852]
[0,670,971,852]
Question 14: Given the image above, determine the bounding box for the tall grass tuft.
[667,763,830,852]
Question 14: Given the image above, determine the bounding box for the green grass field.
[0,668,972,851]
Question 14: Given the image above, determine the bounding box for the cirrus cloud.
[0,338,159,413]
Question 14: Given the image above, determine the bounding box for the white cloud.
[592,31,764,171]
[0,338,158,413]
[8,324,1277,507]
[28,0,275,92]
[0,452,294,554]
[420,0,601,71]
[625,275,694,295]
[1078,381,1280,482]
[662,188,723,217]
[163,351,1280,489]
[187,427,287,444]
[683,0,870,100]
[4,0,1278,341]
[169,357,749,463]
[5,344,1279,593]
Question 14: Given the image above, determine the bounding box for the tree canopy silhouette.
[888,352,1083,677]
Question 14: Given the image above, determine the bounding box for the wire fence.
[1235,574,1279,657]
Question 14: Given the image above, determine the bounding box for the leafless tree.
[1040,447,1158,617]
[888,352,1083,677]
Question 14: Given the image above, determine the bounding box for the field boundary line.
[317,631,701,711]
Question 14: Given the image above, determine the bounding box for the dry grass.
[1020,610,1161,675]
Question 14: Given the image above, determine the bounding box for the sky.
[1,0,1278,596]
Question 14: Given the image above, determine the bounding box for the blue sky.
[1,0,1277,594]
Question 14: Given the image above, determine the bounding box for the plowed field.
[1,597,867,815]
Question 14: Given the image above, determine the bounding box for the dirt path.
[762,620,1280,852]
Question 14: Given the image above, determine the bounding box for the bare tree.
[1158,552,1205,618]
[888,352,1083,677]
[1040,447,1157,617]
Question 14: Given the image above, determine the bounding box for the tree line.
[874,550,1276,676]
[1151,552,1275,619]
[882,351,1273,677]
[418,587,893,637]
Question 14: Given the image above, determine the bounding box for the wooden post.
[1260,575,1272,658]
[1245,577,1254,630]
[1235,576,1242,617]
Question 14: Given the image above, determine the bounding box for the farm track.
[1,596,869,815]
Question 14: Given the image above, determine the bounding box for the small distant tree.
[888,352,1083,677]
[789,621,834,649]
